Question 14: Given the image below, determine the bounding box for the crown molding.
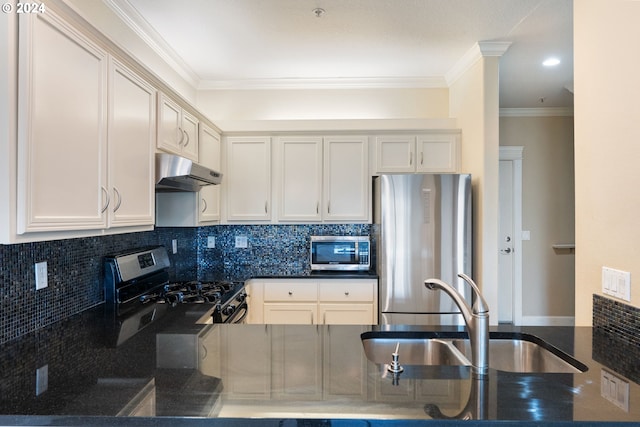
[500,107,574,117]
[198,76,448,91]
[445,41,512,86]
[103,0,200,88]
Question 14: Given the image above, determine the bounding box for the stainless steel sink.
[361,337,469,366]
[361,332,588,374]
[450,336,588,374]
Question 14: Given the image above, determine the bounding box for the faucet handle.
[458,273,489,314]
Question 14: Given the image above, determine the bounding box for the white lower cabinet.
[247,278,378,325]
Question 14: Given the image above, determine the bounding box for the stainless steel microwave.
[310,236,370,271]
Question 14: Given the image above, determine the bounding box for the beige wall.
[574,0,640,325]
[196,88,450,122]
[449,57,501,325]
[501,115,575,319]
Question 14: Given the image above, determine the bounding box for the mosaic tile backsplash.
[593,294,640,348]
[0,224,370,345]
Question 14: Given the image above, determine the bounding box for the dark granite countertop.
[0,304,638,426]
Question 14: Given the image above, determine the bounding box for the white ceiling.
[111,0,573,109]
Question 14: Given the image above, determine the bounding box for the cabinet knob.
[288,291,293,296]
[345,291,350,296]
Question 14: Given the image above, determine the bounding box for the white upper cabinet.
[108,58,156,228]
[276,136,323,222]
[374,132,460,174]
[157,93,199,161]
[323,136,369,222]
[198,124,222,223]
[17,10,109,233]
[225,136,272,221]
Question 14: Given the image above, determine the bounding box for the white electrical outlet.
[235,236,248,248]
[602,267,631,302]
[35,261,48,290]
[36,364,48,396]
[172,239,178,254]
[601,369,629,412]
[207,236,216,248]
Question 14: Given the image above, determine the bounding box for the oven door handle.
[228,303,248,324]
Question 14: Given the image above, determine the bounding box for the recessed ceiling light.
[543,57,561,67]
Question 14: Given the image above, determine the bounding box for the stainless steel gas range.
[103,246,247,346]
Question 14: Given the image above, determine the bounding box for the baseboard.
[519,316,575,326]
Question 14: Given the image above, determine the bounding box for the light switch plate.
[172,239,178,254]
[602,267,631,302]
[207,236,216,248]
[601,369,629,412]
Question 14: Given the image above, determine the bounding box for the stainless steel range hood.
[155,153,222,192]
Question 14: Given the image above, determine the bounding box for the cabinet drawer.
[319,281,374,302]
[264,282,318,302]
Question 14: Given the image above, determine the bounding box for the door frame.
[499,146,523,325]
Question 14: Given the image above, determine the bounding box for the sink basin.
[451,334,588,374]
[361,331,588,374]
[361,336,469,366]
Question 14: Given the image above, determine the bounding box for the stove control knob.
[235,293,246,303]
[222,304,236,316]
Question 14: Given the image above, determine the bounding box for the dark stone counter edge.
[0,415,636,427]
[250,272,378,279]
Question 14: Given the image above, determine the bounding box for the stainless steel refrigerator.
[373,174,472,325]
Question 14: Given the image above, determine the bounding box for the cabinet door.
[319,304,374,325]
[181,110,199,161]
[226,137,271,221]
[264,304,318,325]
[271,326,322,400]
[375,135,416,173]
[157,93,182,155]
[277,137,323,221]
[323,136,369,222]
[222,325,271,399]
[198,124,221,223]
[416,133,460,173]
[17,11,108,233]
[323,326,368,401]
[108,59,155,228]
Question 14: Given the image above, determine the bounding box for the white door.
[498,160,515,323]
[498,147,524,325]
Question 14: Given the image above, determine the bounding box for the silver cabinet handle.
[182,129,190,148]
[421,151,424,165]
[101,186,110,213]
[177,127,185,145]
[113,187,122,212]
[327,201,330,214]
[201,198,208,213]
[409,152,413,165]
[316,202,319,214]
[265,201,268,214]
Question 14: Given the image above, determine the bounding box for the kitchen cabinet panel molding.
[17,9,109,233]
[248,278,378,325]
[157,93,199,161]
[107,57,156,228]
[374,131,461,174]
[225,136,272,221]
[323,136,370,222]
[275,136,323,222]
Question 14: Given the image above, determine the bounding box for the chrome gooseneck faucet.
[424,273,489,377]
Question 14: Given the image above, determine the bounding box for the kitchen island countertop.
[0,304,638,426]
